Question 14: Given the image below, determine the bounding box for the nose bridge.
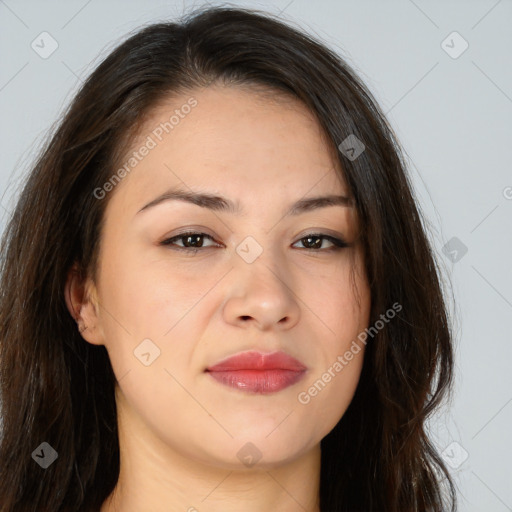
[234,232,284,286]
[223,231,300,330]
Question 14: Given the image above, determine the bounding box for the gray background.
[1,0,511,510]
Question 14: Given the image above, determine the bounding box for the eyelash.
[159,231,348,254]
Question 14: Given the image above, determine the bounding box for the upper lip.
[206,350,307,372]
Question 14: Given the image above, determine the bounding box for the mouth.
[205,350,307,394]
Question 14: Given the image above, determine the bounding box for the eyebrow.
[136,187,353,217]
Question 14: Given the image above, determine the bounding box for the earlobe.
[64,262,105,346]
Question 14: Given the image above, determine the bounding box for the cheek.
[293,245,369,326]
[310,259,370,353]
[97,248,223,386]
[301,348,365,439]
[296,263,369,428]
[99,243,211,337]
[296,300,368,439]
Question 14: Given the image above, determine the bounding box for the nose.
[222,255,301,332]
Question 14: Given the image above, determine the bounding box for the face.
[69,85,371,469]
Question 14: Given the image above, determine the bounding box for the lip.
[205,350,307,394]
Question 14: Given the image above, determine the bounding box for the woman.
[0,5,457,511]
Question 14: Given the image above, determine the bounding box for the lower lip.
[206,369,306,394]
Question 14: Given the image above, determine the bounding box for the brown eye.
[294,234,348,251]
[160,232,218,252]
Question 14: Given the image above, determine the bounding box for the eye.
[293,233,348,252]
[160,231,348,254]
[160,232,219,253]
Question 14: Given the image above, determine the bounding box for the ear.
[64,262,105,346]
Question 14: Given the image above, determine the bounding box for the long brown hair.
[0,5,457,511]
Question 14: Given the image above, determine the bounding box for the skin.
[65,84,371,512]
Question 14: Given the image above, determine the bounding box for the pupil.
[185,235,202,247]
[305,236,321,249]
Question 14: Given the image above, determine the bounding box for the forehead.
[108,84,348,213]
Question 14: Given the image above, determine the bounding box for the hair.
[0,5,457,511]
